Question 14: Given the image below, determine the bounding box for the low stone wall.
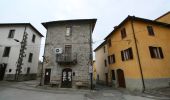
[4,74,37,81]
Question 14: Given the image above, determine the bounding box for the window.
[108,39,112,47]
[111,54,115,63]
[149,46,163,59]
[32,34,36,43]
[104,59,107,67]
[65,45,72,60]
[66,27,72,36]
[121,48,133,61]
[8,30,15,38]
[108,54,116,64]
[121,28,127,39]
[28,53,33,62]
[9,69,12,73]
[147,26,154,36]
[3,47,11,57]
[26,67,30,74]
[103,46,105,53]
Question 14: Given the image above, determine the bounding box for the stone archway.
[61,68,72,88]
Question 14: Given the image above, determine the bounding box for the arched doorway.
[117,69,126,88]
[61,68,72,88]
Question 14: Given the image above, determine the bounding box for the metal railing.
[56,53,77,64]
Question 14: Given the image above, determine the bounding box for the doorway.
[61,68,72,88]
[117,69,126,88]
[0,64,7,81]
[105,73,108,85]
[44,68,51,85]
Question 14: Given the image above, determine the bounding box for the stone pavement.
[0,80,170,100]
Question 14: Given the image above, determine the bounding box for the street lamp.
[39,56,45,86]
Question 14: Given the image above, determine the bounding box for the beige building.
[94,41,109,85]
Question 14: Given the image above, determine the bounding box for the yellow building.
[156,11,170,24]
[104,14,170,91]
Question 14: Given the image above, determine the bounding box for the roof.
[0,23,44,37]
[94,41,106,52]
[155,11,170,20]
[105,15,170,40]
[42,19,97,31]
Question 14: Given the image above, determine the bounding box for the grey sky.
[0,0,169,61]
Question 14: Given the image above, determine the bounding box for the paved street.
[0,80,169,100]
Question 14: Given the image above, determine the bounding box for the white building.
[0,23,43,81]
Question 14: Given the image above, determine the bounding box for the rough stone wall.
[44,22,92,87]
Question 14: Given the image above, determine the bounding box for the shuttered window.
[147,26,155,36]
[111,54,115,63]
[121,28,127,39]
[149,46,164,59]
[121,47,133,61]
[108,54,116,64]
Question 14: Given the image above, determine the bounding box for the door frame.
[61,68,72,88]
[105,73,108,85]
[44,68,51,85]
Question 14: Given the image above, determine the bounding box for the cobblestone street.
[0,80,170,100]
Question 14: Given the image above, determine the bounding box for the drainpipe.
[89,23,93,90]
[130,16,145,92]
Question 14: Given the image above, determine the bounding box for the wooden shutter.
[159,47,164,59]
[121,51,124,61]
[121,28,126,39]
[129,48,133,59]
[147,26,154,36]
[149,46,155,58]
[112,54,115,63]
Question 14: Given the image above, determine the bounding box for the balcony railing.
[56,53,77,65]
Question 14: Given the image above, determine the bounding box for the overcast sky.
[0,0,170,61]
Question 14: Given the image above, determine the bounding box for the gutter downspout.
[89,23,93,90]
[130,17,145,92]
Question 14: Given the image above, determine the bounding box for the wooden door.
[44,69,51,85]
[117,69,126,88]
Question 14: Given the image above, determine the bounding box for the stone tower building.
[42,19,97,88]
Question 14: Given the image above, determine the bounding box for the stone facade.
[42,19,97,88]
